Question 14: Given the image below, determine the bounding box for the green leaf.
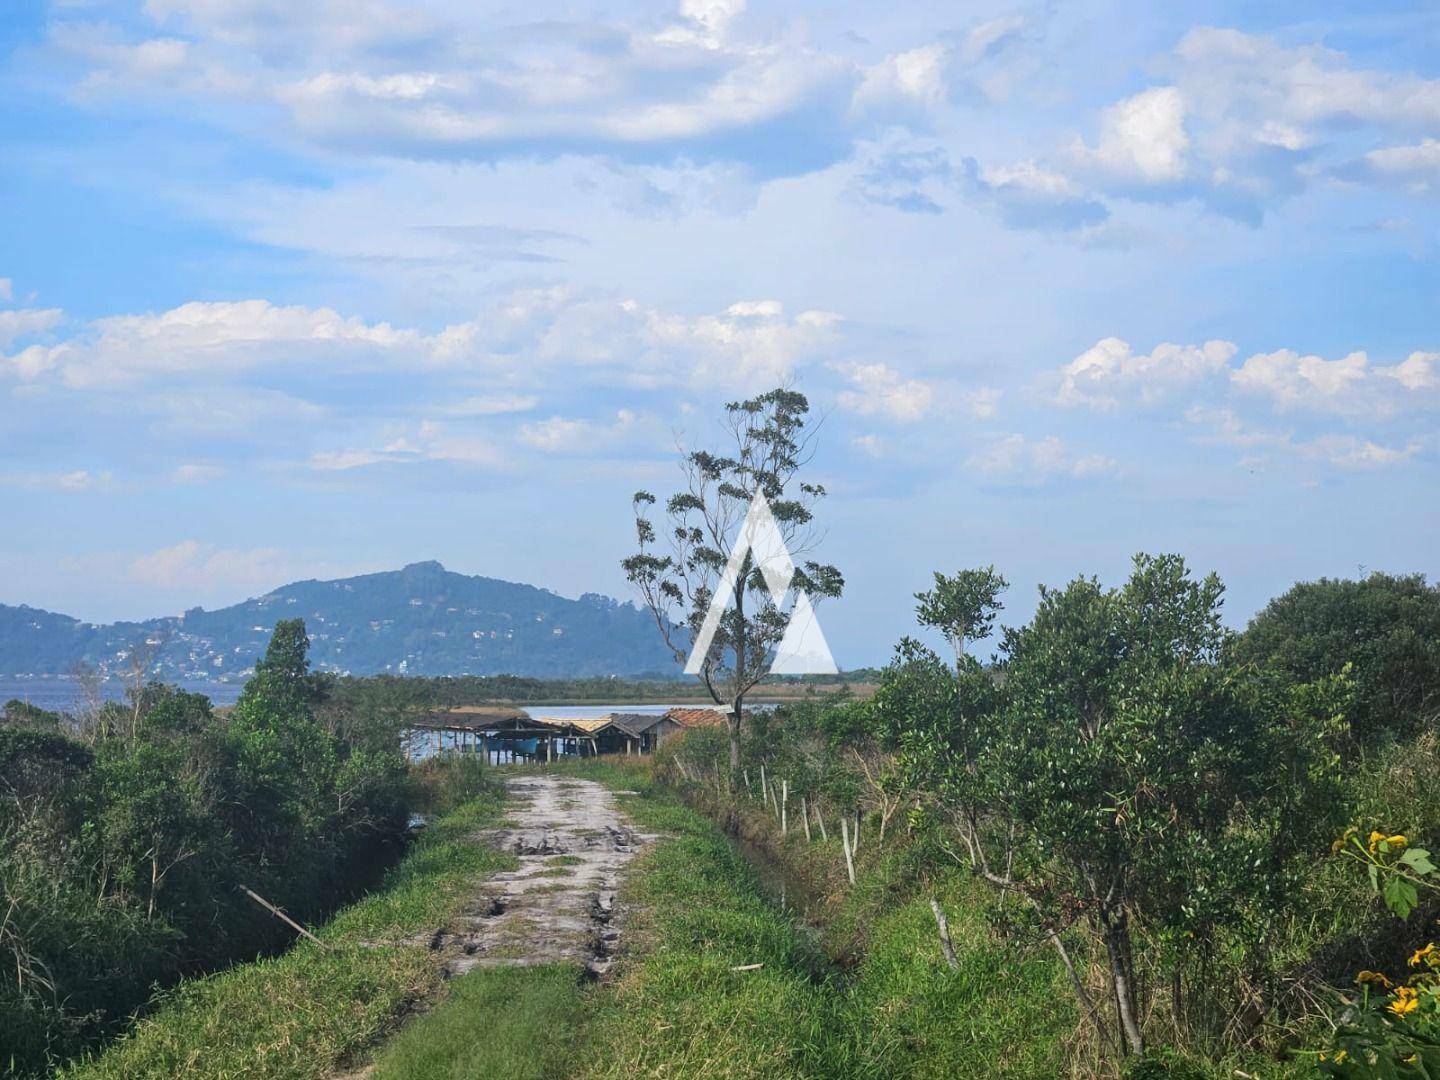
[1399,847,1437,876]
[1383,875,1418,919]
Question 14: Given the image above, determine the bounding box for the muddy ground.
[426,774,655,978]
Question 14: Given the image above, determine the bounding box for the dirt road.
[428,774,653,978]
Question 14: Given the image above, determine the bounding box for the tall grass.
[61,781,513,1080]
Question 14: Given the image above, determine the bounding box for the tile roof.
[665,707,730,728]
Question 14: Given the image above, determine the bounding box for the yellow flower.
[1388,834,1408,849]
[1335,1050,1348,1063]
[1370,830,1387,853]
[1357,969,1393,988]
[1389,987,1419,1016]
[1411,943,1438,967]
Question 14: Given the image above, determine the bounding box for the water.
[0,677,245,712]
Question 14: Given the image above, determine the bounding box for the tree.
[1238,571,1440,745]
[623,388,843,774]
[914,565,1008,663]
[894,554,1345,1058]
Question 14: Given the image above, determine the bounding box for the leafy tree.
[914,565,1008,663]
[1238,571,1440,744]
[895,554,1345,1057]
[623,388,843,774]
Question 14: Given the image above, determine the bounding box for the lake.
[0,677,714,722]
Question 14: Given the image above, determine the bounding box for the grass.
[61,787,515,1080]
[370,964,588,1080]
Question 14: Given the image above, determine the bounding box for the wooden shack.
[609,712,683,754]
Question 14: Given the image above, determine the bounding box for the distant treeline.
[327,670,884,709]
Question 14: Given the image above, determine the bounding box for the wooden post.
[853,812,861,852]
[781,779,788,834]
[760,764,768,804]
[840,817,856,885]
[801,797,811,842]
[930,898,960,970]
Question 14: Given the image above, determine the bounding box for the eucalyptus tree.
[622,388,843,775]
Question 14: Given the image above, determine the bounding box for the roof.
[666,707,730,728]
[532,716,614,736]
[409,706,530,731]
[609,713,678,736]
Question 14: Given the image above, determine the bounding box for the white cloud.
[3,300,414,387]
[519,409,638,453]
[2,290,844,396]
[967,434,1116,483]
[435,393,539,417]
[125,539,345,592]
[1342,139,1440,194]
[0,468,112,492]
[960,13,1028,65]
[1388,351,1440,391]
[1049,28,1440,221]
[963,387,1002,420]
[171,463,224,483]
[1073,86,1190,183]
[1186,406,1420,473]
[52,1,912,177]
[1054,337,1236,408]
[852,433,884,458]
[834,361,933,421]
[1231,349,1372,412]
[0,278,12,302]
[853,43,951,121]
[0,308,63,350]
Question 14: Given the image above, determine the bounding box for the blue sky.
[2,0,1438,667]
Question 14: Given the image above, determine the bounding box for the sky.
[1,0,1438,668]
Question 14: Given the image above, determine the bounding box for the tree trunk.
[728,692,744,781]
[1103,914,1145,1056]
[929,898,959,970]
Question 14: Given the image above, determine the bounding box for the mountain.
[0,562,681,681]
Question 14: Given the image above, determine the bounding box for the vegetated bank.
[639,561,1440,1078]
[0,619,489,1078]
[60,762,510,1079]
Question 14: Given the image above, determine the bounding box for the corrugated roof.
[666,707,730,728]
[532,716,613,735]
[609,713,676,735]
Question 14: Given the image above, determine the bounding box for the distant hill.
[0,561,681,682]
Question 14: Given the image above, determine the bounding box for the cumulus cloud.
[1054,337,1237,408]
[966,434,1116,483]
[834,362,933,421]
[0,278,12,302]
[1230,349,1372,412]
[1053,27,1440,221]
[1072,87,1190,184]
